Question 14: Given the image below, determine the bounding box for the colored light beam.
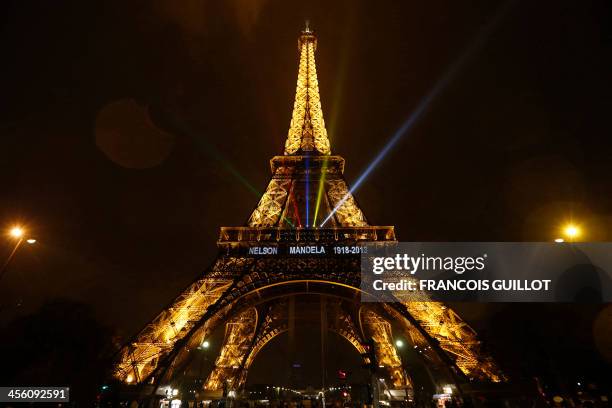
[313,59,347,226]
[327,13,354,143]
[321,1,514,227]
[312,159,328,227]
[314,20,354,227]
[305,155,310,227]
[171,110,299,228]
[168,112,262,197]
[289,184,302,228]
[283,216,295,228]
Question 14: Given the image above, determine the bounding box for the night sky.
[1,0,611,387]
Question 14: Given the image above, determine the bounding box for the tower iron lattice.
[113,24,503,398]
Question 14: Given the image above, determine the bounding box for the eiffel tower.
[113,24,503,399]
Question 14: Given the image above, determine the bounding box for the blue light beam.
[320,1,513,227]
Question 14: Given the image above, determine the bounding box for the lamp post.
[394,339,411,404]
[563,224,580,242]
[555,223,581,243]
[198,340,211,391]
[0,226,36,283]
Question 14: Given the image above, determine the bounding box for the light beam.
[321,1,513,227]
[305,155,311,227]
[312,158,328,227]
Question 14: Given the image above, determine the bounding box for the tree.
[0,299,118,405]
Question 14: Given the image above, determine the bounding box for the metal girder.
[401,301,503,382]
[361,309,410,388]
[326,179,368,227]
[327,303,367,356]
[248,167,293,227]
[205,307,258,390]
[113,253,503,388]
[113,278,232,384]
[201,298,415,392]
[203,301,290,391]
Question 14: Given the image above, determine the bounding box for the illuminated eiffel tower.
[113,24,503,398]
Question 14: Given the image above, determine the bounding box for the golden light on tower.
[284,22,331,155]
[112,24,505,389]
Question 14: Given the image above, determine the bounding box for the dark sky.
[1,0,611,384]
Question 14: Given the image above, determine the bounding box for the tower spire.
[284,24,331,155]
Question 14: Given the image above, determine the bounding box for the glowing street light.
[10,227,23,238]
[557,223,581,243]
[564,224,580,240]
[202,340,210,349]
[1,225,36,284]
[395,339,404,348]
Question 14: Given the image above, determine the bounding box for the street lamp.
[395,339,404,348]
[564,224,580,240]
[555,223,581,243]
[555,222,582,243]
[10,227,23,238]
[0,225,36,283]
[198,339,211,382]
